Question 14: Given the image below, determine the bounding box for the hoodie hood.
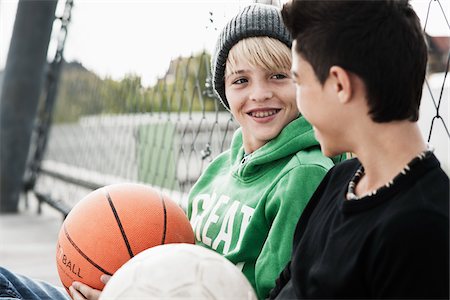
[230,116,319,178]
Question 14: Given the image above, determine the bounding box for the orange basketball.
[55,183,194,295]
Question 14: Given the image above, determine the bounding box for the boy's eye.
[232,78,248,84]
[272,73,288,80]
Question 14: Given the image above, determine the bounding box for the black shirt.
[271,154,449,299]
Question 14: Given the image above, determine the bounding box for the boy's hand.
[69,275,111,300]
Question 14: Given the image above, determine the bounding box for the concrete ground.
[0,194,64,288]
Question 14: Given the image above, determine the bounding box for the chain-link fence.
[21,0,449,216]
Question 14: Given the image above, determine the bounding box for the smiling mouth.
[248,109,281,118]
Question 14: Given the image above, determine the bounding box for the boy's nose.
[249,84,273,102]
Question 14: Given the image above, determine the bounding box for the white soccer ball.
[99,243,257,300]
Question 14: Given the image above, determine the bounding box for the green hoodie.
[187,116,339,299]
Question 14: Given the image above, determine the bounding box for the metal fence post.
[0,0,57,213]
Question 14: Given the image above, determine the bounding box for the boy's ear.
[329,66,352,104]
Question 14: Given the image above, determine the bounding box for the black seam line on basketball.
[160,192,167,245]
[105,190,135,259]
[63,224,113,276]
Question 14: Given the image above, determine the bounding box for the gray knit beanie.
[211,3,292,109]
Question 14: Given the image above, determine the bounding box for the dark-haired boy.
[271,0,449,299]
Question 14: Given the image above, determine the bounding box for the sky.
[0,0,449,87]
[0,0,255,86]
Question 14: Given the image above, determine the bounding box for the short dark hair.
[281,0,428,122]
